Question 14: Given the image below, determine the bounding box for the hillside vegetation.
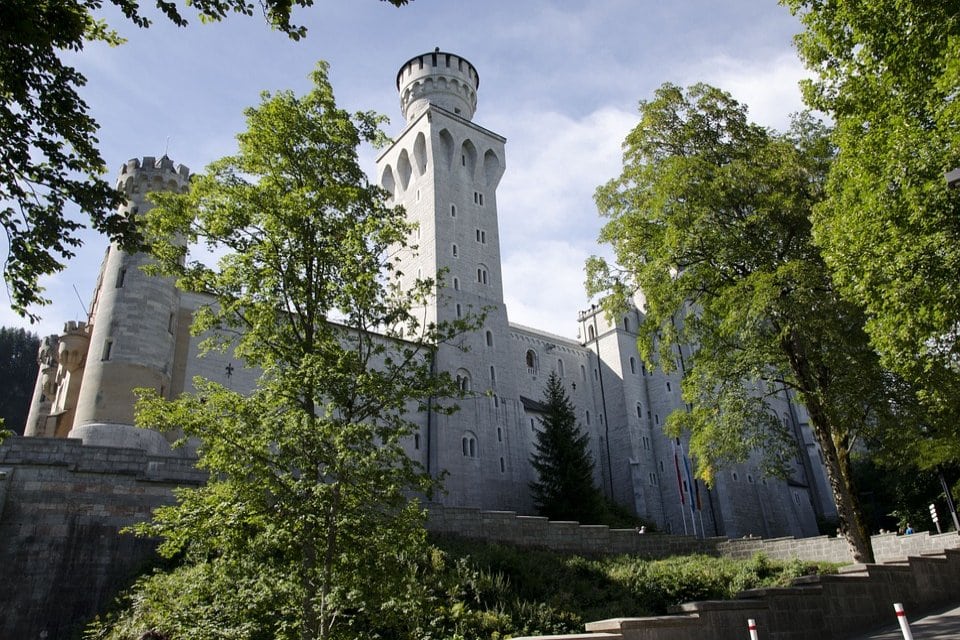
[87,535,839,640]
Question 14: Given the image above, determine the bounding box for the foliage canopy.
[783,0,960,468]
[100,62,467,640]
[587,83,910,562]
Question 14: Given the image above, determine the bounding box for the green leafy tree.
[0,326,40,435]
[782,0,960,468]
[96,62,469,640]
[1,0,409,319]
[530,371,604,523]
[587,83,908,563]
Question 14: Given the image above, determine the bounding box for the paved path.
[847,603,960,639]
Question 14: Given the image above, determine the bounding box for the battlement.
[398,48,479,123]
[116,155,191,196]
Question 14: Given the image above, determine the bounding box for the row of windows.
[450,230,488,257]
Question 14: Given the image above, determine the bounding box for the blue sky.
[3,0,811,339]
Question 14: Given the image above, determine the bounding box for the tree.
[100,62,467,640]
[0,327,40,435]
[782,0,960,468]
[587,83,908,563]
[1,0,409,320]
[529,371,604,523]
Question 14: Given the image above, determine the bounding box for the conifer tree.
[529,371,603,523]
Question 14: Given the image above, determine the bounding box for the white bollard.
[894,603,914,640]
[747,618,759,640]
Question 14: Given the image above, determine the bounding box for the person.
[905,523,914,535]
[636,525,647,534]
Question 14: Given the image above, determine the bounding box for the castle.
[22,49,836,538]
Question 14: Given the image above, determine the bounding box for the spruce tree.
[529,371,603,523]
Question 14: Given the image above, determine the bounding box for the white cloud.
[681,52,811,131]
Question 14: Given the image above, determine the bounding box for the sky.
[2,0,812,340]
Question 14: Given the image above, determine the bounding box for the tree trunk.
[781,332,875,563]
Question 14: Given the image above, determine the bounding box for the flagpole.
[673,439,689,536]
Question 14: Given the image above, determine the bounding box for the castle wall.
[0,437,205,640]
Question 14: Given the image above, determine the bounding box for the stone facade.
[23,49,835,539]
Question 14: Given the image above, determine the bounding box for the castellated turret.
[66,156,191,454]
[397,48,479,123]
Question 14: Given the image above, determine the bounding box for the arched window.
[452,243,458,257]
[461,431,478,458]
[636,404,642,419]
[525,349,538,374]
[624,316,630,331]
[450,203,457,217]
[557,359,564,377]
[630,357,637,374]
[453,277,460,291]
[580,364,586,380]
[588,325,596,340]
[455,369,471,392]
[485,330,493,347]
[489,365,496,383]
[477,265,489,285]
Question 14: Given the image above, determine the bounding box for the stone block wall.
[426,505,724,557]
[0,437,205,639]
[717,530,960,564]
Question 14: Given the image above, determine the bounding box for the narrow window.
[497,427,502,442]
[636,404,642,419]
[489,365,496,383]
[469,439,476,457]
[414,433,420,450]
[168,312,175,334]
[580,365,586,380]
[451,204,457,217]
[115,269,126,288]
[452,243,458,257]
[485,330,493,347]
[416,188,421,201]
[666,381,672,392]
[456,303,462,318]
[479,193,484,205]
[462,154,466,166]
[102,340,113,361]
[630,357,637,375]
[500,457,505,473]
[557,359,564,377]
[588,325,596,340]
[453,277,460,291]
[530,417,535,430]
[655,414,659,425]
[586,411,591,425]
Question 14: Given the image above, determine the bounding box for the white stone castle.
[23,49,836,538]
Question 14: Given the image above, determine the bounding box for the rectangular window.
[102,340,113,361]
[115,269,126,288]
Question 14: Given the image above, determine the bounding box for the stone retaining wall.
[0,437,205,640]
[517,549,960,640]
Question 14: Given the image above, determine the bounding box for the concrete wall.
[0,437,205,639]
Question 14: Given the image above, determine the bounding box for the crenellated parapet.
[397,48,480,123]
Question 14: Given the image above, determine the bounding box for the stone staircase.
[513,548,960,640]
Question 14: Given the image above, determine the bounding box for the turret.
[397,48,479,123]
[68,156,190,454]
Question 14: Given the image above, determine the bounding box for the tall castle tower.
[377,50,527,507]
[24,158,190,451]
